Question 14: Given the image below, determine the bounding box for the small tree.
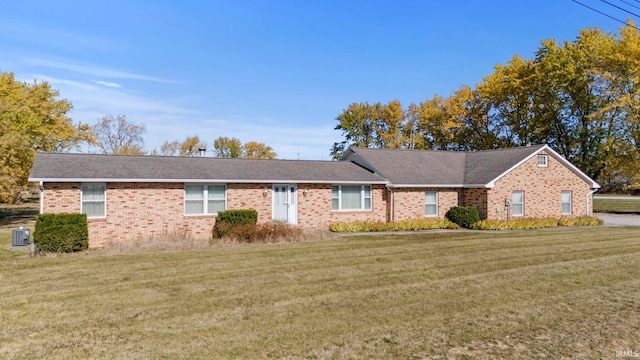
[92,114,146,155]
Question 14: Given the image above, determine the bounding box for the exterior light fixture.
[303,188,308,197]
[263,187,268,197]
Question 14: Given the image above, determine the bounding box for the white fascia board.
[387,183,489,188]
[29,177,388,185]
[388,184,465,188]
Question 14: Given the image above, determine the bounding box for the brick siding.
[42,182,387,247]
[391,188,460,221]
[486,151,593,219]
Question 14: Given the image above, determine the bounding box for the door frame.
[271,184,298,225]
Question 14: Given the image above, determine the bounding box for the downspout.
[586,189,596,216]
[39,181,44,214]
[388,186,394,223]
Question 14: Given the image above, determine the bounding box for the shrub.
[212,222,329,244]
[213,209,258,238]
[558,216,604,227]
[445,206,480,228]
[33,213,89,253]
[471,216,604,230]
[329,218,459,232]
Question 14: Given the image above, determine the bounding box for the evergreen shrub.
[33,213,89,252]
[445,206,480,228]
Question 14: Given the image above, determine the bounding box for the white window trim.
[184,184,227,216]
[537,155,548,167]
[81,183,107,219]
[512,190,524,217]
[424,191,438,217]
[331,185,372,211]
[561,190,572,215]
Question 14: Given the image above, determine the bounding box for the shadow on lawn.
[0,203,38,229]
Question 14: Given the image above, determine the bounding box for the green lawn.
[594,196,640,213]
[1,227,639,359]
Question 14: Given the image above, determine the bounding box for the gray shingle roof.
[344,144,598,188]
[28,153,387,184]
[342,147,468,185]
[29,144,599,189]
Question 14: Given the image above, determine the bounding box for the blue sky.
[0,0,630,159]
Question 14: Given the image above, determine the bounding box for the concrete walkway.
[595,212,640,226]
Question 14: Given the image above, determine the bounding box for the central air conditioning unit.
[12,227,30,246]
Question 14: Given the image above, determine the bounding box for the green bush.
[33,213,89,253]
[213,209,258,238]
[445,206,480,228]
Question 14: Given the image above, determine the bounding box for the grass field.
[1,226,640,359]
[594,196,640,214]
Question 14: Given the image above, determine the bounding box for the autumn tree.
[92,114,146,155]
[0,72,92,202]
[332,22,640,184]
[158,140,180,156]
[243,141,277,159]
[179,136,207,157]
[213,136,243,158]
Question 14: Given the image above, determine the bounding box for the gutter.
[388,186,394,222]
[39,181,44,215]
[586,189,596,216]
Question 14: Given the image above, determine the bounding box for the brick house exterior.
[29,144,599,247]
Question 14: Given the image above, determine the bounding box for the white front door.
[272,184,297,224]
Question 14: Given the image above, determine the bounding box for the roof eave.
[29,177,388,184]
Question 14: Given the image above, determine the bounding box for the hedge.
[213,209,258,238]
[33,213,89,253]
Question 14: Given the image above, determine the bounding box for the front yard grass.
[1,227,639,359]
[594,197,640,213]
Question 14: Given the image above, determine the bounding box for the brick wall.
[486,151,594,219]
[42,182,388,246]
[44,182,217,247]
[297,184,387,228]
[391,188,460,221]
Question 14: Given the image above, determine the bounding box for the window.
[561,190,572,215]
[185,184,226,215]
[331,185,372,211]
[424,191,438,216]
[81,183,106,218]
[537,155,548,167]
[512,191,524,217]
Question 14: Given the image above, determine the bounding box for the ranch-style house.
[28,144,599,247]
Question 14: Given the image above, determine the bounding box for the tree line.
[332,22,640,185]
[92,114,276,159]
[3,22,639,202]
[0,76,274,202]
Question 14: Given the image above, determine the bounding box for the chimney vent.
[198,148,206,157]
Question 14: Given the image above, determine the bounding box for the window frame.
[424,191,438,217]
[81,183,107,219]
[561,190,572,215]
[512,190,524,217]
[184,184,227,216]
[331,185,372,211]
[537,155,548,167]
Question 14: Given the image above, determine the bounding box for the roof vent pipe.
[198,148,206,157]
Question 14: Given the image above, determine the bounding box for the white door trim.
[272,184,297,225]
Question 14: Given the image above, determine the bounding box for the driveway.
[595,213,640,226]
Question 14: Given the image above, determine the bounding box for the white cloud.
[92,80,122,88]
[26,58,176,84]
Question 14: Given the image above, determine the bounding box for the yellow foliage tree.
[0,72,92,202]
